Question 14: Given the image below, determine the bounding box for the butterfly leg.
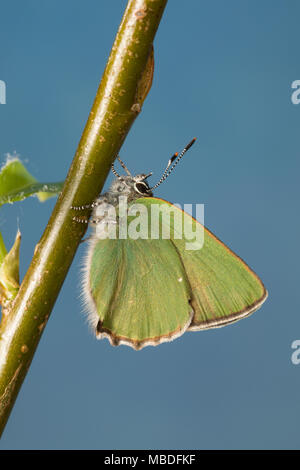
[72,216,109,244]
[72,216,89,224]
[72,215,108,225]
[71,200,103,211]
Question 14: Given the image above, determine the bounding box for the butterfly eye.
[134,182,149,195]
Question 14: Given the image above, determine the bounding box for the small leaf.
[0,181,64,206]
[0,230,21,306]
[0,156,63,206]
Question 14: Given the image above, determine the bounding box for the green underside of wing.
[141,198,267,330]
[89,236,193,348]
[173,228,266,329]
[87,197,267,347]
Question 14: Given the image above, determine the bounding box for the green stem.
[0,0,167,437]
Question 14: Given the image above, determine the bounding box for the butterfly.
[72,139,267,350]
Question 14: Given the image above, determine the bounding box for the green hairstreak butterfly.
[72,139,267,350]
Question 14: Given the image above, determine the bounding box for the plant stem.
[0,0,167,437]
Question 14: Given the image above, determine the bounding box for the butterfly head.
[132,173,153,196]
[110,173,153,199]
[111,138,196,198]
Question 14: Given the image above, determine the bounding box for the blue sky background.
[0,0,299,449]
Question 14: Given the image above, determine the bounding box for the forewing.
[139,198,267,330]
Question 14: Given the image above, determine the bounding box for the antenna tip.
[185,138,197,151]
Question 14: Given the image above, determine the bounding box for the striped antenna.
[117,156,132,176]
[111,161,121,179]
[150,138,196,191]
[111,155,132,178]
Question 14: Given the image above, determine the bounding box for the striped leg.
[72,216,105,225]
[71,201,100,211]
